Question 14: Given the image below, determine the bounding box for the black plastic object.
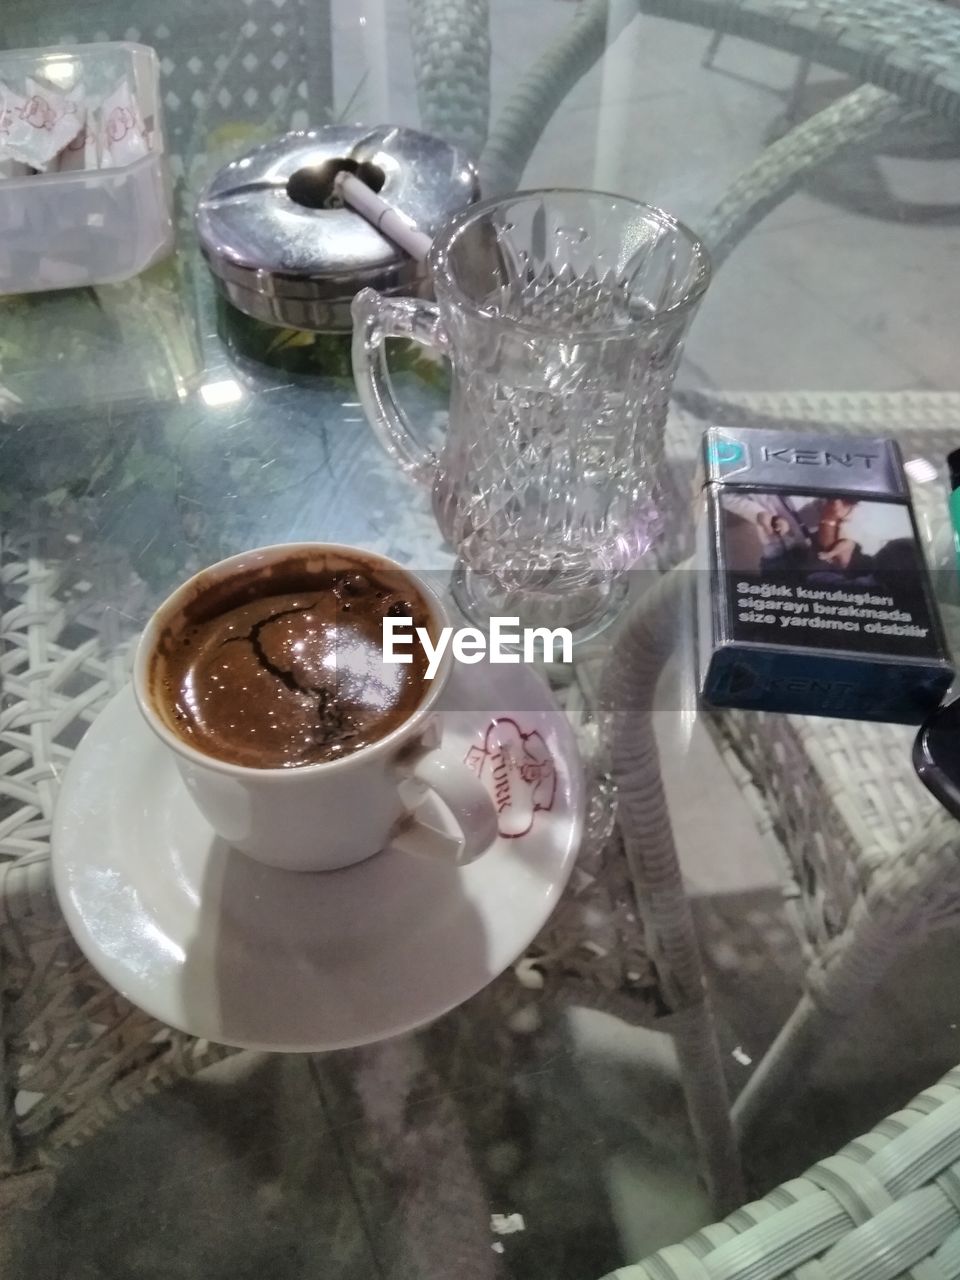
[914,696,960,819]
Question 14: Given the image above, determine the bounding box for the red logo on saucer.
[465,718,557,839]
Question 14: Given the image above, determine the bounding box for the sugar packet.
[56,98,99,172]
[0,84,31,178]
[0,76,83,170]
[99,79,149,166]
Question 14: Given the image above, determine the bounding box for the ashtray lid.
[195,124,478,303]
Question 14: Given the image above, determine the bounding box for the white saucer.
[52,661,584,1051]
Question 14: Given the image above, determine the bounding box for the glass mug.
[351,189,711,637]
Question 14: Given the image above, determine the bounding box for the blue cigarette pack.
[697,426,954,723]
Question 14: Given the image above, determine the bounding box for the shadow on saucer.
[178,833,491,1052]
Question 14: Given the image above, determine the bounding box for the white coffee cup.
[133,543,499,872]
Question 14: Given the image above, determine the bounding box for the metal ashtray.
[195,124,479,331]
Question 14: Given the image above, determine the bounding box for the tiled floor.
[6,2,960,1277]
[11,889,960,1279]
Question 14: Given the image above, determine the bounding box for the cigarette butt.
[334,170,433,263]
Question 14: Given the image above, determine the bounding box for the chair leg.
[733,912,895,1141]
[409,0,491,160]
[604,568,744,1211]
[732,992,835,1140]
[673,1002,744,1216]
[701,28,724,69]
[784,54,813,124]
[734,808,960,1141]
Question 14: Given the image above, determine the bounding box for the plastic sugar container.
[0,42,173,294]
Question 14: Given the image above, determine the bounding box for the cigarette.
[334,170,433,263]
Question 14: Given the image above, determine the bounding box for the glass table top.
[2,2,960,1277]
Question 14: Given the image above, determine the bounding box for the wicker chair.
[477,0,960,196]
[0,537,240,1211]
[599,1063,960,1280]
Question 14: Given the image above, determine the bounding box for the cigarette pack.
[697,426,954,723]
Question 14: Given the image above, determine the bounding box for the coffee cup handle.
[351,287,447,489]
[392,750,499,865]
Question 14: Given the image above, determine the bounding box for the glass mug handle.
[351,287,448,487]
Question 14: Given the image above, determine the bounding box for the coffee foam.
[149,551,437,769]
